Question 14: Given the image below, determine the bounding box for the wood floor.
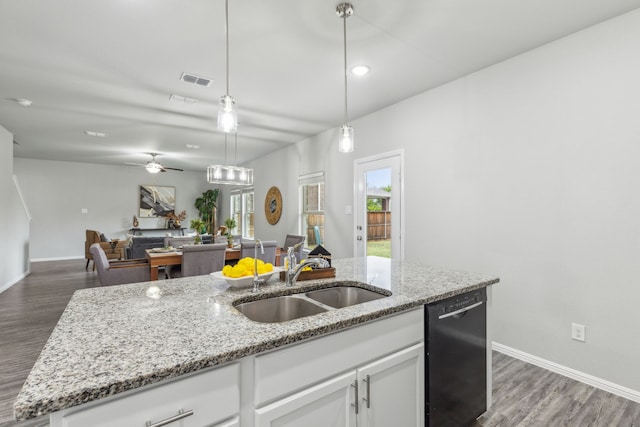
[1,260,639,426]
[476,352,640,426]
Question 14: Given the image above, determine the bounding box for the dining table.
[144,247,242,281]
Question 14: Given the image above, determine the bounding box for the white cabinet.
[49,309,425,427]
[50,363,239,427]
[255,371,357,427]
[254,308,423,406]
[358,343,424,427]
[254,342,424,427]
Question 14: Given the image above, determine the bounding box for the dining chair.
[165,243,227,279]
[280,234,305,265]
[90,243,150,286]
[164,236,195,248]
[240,240,278,264]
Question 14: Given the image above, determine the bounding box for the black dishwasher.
[426,288,487,427]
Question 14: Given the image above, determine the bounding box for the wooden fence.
[305,214,324,246]
[367,211,391,240]
[303,212,390,244]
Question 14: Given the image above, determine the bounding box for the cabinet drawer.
[254,308,423,406]
[52,363,239,427]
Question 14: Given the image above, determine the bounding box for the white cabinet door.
[358,343,424,427]
[255,370,357,427]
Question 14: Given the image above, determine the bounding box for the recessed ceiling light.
[170,94,198,104]
[180,72,213,87]
[350,65,370,76]
[15,98,33,107]
[185,144,200,149]
[84,130,107,137]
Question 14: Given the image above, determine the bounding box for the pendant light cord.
[234,132,238,166]
[343,13,348,124]
[225,0,230,95]
[224,133,228,164]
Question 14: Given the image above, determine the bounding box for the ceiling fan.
[126,153,184,174]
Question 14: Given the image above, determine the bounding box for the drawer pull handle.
[362,375,371,408]
[146,409,194,427]
[351,380,359,414]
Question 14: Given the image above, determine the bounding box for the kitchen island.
[14,256,499,425]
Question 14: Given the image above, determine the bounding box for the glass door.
[354,150,403,259]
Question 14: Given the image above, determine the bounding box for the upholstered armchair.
[90,244,150,286]
[85,229,126,270]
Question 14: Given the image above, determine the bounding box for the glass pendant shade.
[217,95,238,133]
[338,124,354,153]
[207,165,253,185]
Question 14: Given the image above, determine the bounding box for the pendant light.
[217,0,238,133]
[207,133,254,185]
[337,3,354,153]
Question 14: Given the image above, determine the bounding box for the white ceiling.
[2,0,640,173]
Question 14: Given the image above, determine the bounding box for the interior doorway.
[354,150,404,259]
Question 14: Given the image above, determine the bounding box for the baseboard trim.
[31,256,84,262]
[493,342,640,404]
[0,270,31,294]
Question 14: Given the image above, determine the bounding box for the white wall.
[14,158,223,260]
[249,10,640,392]
[0,125,31,292]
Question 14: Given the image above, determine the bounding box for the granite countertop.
[14,256,499,420]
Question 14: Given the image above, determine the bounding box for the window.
[230,188,254,239]
[299,172,325,249]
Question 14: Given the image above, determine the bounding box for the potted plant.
[195,189,219,235]
[190,219,206,244]
[224,217,237,248]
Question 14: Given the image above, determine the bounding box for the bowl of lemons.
[211,257,282,287]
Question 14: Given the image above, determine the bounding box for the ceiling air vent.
[180,72,213,87]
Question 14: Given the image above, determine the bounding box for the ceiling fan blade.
[125,162,146,167]
[163,167,184,172]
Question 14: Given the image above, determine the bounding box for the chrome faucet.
[252,239,264,293]
[286,257,329,287]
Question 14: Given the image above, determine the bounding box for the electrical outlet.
[571,323,586,342]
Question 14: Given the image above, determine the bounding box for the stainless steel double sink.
[234,283,390,323]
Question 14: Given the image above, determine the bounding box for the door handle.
[146,409,194,427]
[362,375,371,408]
[351,380,359,414]
[438,301,483,320]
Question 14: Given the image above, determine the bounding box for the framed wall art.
[139,185,175,218]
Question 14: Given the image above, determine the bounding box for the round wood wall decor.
[264,186,282,225]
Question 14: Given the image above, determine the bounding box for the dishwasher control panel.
[436,289,485,316]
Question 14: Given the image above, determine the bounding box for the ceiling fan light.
[146,162,162,174]
[217,95,238,133]
[338,124,354,153]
